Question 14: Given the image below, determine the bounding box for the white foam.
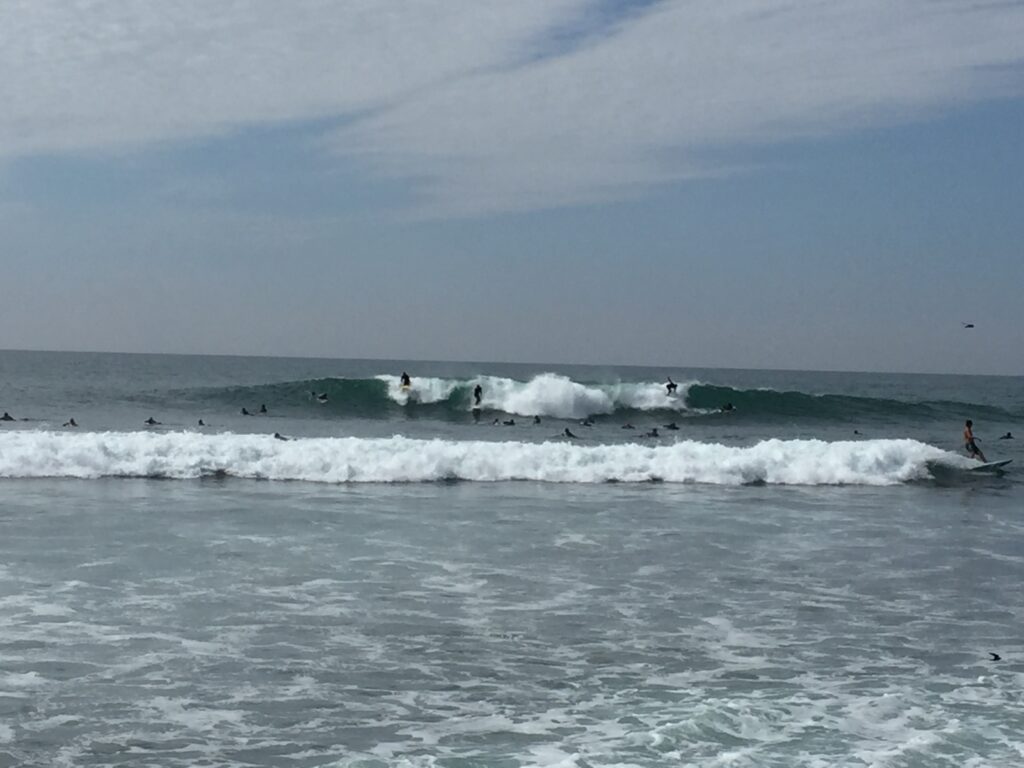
[375,374,461,405]
[376,372,694,418]
[0,431,961,486]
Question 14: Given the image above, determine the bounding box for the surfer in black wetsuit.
[964,420,987,462]
[473,384,482,406]
[721,402,734,412]
[644,427,660,438]
[502,419,515,426]
[0,412,13,421]
[144,417,160,426]
[666,377,678,395]
[564,428,578,439]
[63,418,78,427]
[273,432,289,441]
[259,404,267,414]
[533,415,541,424]
[400,372,411,387]
[198,419,206,427]
[999,432,1014,440]
[664,422,679,430]
[241,408,251,416]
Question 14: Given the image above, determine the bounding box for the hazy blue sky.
[1,0,1022,374]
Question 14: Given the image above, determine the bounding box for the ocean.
[0,350,1022,767]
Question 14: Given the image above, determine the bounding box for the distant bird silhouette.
[989,652,1001,661]
[962,322,975,329]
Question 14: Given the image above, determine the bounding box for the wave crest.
[0,432,961,486]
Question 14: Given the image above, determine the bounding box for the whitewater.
[375,372,693,417]
[0,431,966,485]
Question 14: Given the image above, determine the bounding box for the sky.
[1,0,1022,375]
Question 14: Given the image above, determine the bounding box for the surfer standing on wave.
[400,372,412,388]
[473,383,482,406]
[964,420,987,462]
[665,377,678,395]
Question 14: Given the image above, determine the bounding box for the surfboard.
[968,459,1012,472]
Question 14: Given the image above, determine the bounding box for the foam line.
[0,432,961,486]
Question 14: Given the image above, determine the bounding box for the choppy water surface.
[1,351,1022,766]
[2,479,1023,767]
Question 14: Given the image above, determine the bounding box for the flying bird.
[989,652,1001,661]
[962,322,975,328]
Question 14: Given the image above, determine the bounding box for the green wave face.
[170,374,1022,425]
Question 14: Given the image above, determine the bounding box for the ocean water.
[0,350,1022,767]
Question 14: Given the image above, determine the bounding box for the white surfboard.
[969,459,1012,472]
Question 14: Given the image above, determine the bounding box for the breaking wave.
[0,432,968,486]
[177,373,1020,424]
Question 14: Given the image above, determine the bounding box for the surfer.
[144,417,160,426]
[273,432,289,441]
[0,411,13,421]
[241,407,251,416]
[564,428,578,439]
[473,384,482,406]
[259,403,267,414]
[721,402,735,412]
[664,422,679,430]
[621,423,635,430]
[503,419,515,426]
[316,392,328,403]
[198,419,206,426]
[963,420,987,462]
[665,377,678,395]
[63,418,78,427]
[400,372,411,388]
[533,415,541,424]
[999,432,1014,440]
[644,427,660,438]
[580,418,594,427]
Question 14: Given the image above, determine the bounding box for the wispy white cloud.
[3,0,1023,215]
[329,0,1024,215]
[0,0,587,154]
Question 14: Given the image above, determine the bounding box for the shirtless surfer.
[964,420,987,462]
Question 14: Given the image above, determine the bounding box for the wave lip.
[0,432,960,486]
